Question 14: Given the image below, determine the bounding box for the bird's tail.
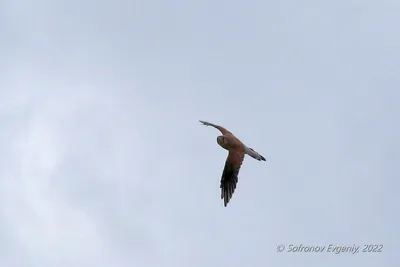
[245,147,266,161]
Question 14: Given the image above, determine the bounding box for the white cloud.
[2,0,399,266]
[0,76,147,266]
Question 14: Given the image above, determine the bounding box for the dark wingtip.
[261,156,266,161]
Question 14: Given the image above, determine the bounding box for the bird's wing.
[199,120,232,135]
[220,148,245,207]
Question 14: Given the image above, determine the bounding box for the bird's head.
[217,135,228,149]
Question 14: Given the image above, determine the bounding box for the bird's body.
[199,120,266,207]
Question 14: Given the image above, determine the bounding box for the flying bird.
[199,120,266,207]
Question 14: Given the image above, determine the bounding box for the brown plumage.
[200,120,266,207]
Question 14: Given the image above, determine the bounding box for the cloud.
[2,0,399,266]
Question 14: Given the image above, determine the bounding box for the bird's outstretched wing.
[220,149,245,207]
[199,120,232,135]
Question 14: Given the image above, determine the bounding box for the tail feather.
[245,147,266,161]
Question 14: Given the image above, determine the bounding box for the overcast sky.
[1,0,399,266]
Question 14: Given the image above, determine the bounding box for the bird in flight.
[199,120,266,207]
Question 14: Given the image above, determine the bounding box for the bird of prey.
[199,120,266,207]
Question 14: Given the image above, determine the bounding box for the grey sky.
[1,0,399,266]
